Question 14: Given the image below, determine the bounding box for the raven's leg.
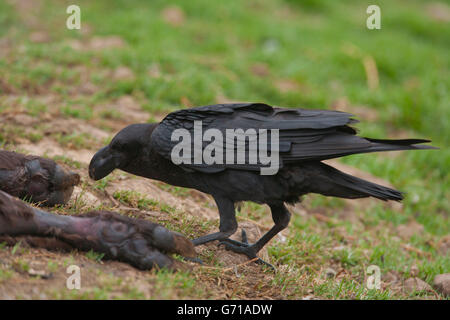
[220,203,291,267]
[192,196,237,246]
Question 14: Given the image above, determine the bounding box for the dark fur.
[0,190,194,270]
[0,150,80,206]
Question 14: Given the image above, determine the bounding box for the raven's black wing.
[150,103,432,174]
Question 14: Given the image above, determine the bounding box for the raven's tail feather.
[309,162,403,201]
[364,138,438,153]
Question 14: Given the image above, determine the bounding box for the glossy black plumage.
[89,103,436,265]
[151,103,433,173]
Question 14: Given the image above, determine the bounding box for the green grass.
[0,0,448,299]
[54,132,96,149]
[52,155,83,169]
[85,249,105,263]
[112,189,172,212]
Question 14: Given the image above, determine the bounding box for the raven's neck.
[120,142,200,190]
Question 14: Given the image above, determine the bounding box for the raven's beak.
[89,146,124,180]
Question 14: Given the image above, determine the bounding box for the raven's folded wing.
[150,103,432,173]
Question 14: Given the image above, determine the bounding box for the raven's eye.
[111,138,140,156]
[114,140,138,153]
[111,140,123,150]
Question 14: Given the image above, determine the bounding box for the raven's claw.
[219,229,276,271]
[182,256,203,265]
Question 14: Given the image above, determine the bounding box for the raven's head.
[89,123,153,180]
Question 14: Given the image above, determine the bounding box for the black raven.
[0,189,195,270]
[89,103,435,265]
[0,150,80,206]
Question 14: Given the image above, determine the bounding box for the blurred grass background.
[0,0,448,298]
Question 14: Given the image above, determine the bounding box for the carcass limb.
[0,150,80,207]
[0,190,196,270]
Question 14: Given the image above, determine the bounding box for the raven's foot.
[219,230,275,271]
[181,256,203,265]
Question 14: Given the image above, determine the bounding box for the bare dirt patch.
[162,6,186,27]
[17,139,95,164]
[67,36,126,52]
